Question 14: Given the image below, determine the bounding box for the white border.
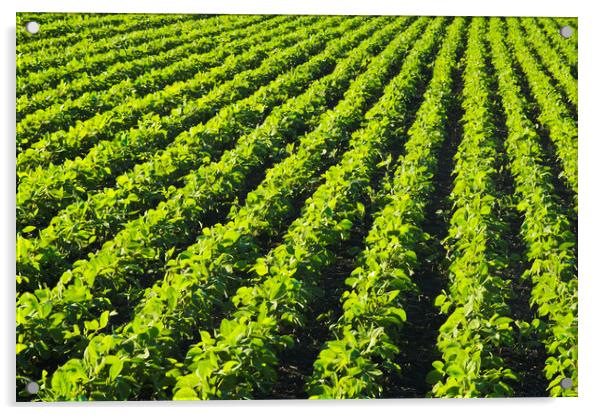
[3,1,601,415]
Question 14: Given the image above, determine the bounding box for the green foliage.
[32,16,411,401]
[505,18,578,199]
[428,18,518,398]
[16,15,331,233]
[488,17,577,397]
[15,15,578,401]
[308,16,465,399]
[16,15,352,291]
[171,16,437,400]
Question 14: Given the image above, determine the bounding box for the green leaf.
[51,370,69,395]
[99,311,110,329]
[254,261,269,276]
[84,320,99,332]
[426,369,443,384]
[356,202,365,216]
[493,316,514,327]
[173,387,200,400]
[223,229,240,245]
[432,360,444,371]
[221,360,239,372]
[109,359,123,381]
[434,294,447,307]
[446,364,464,378]
[559,242,575,251]
[199,330,212,345]
[338,219,354,230]
[387,307,407,323]
[21,226,36,233]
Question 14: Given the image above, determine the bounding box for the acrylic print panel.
[15,13,578,401]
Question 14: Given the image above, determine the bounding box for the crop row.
[16,15,262,119]
[17,14,209,77]
[505,18,578,199]
[15,16,579,400]
[37,18,420,400]
[16,16,338,233]
[17,13,74,25]
[16,15,274,146]
[307,17,466,399]
[518,18,577,108]
[17,16,264,114]
[16,15,378,294]
[428,18,517,398]
[17,14,195,54]
[18,16,407,392]
[15,15,289,156]
[170,16,448,400]
[536,18,578,72]
[17,14,145,46]
[552,18,578,46]
[488,17,578,398]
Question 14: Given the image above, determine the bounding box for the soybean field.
[16,14,578,400]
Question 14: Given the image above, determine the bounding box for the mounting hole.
[25,381,39,395]
[560,377,573,390]
[559,25,574,38]
[25,21,40,34]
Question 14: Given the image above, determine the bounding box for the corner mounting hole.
[25,381,39,395]
[559,25,574,38]
[560,377,573,390]
[25,21,40,34]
